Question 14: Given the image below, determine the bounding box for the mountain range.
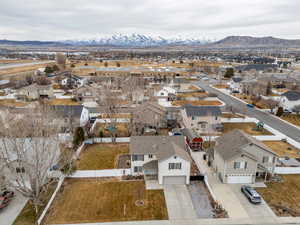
[0,35,300,48]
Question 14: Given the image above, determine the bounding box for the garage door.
[163,176,186,185]
[227,175,252,184]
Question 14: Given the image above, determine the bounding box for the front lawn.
[172,100,222,106]
[45,179,168,224]
[281,114,300,127]
[77,144,129,170]
[257,175,300,217]
[263,141,300,158]
[221,113,245,119]
[221,122,273,135]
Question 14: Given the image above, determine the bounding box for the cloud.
[0,0,299,40]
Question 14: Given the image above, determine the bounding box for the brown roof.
[130,136,191,162]
[215,129,277,161]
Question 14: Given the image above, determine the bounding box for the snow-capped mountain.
[61,34,210,47]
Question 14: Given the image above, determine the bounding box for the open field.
[93,123,130,137]
[172,100,222,106]
[0,59,34,64]
[45,179,168,224]
[47,98,80,106]
[0,62,54,78]
[281,114,300,127]
[77,144,129,170]
[221,122,273,135]
[263,141,300,158]
[257,175,300,217]
[13,181,58,225]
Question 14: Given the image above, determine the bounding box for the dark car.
[247,104,255,108]
[241,185,262,204]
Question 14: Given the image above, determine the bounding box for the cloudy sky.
[0,0,299,41]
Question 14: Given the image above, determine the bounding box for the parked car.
[241,185,262,204]
[0,191,14,210]
[247,104,255,108]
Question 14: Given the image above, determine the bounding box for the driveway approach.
[195,81,300,143]
[163,185,197,220]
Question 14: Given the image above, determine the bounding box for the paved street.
[195,81,300,142]
[163,185,197,220]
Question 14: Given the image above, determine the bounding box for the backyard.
[93,123,130,137]
[221,122,273,135]
[281,114,300,127]
[76,144,129,170]
[263,141,300,158]
[48,98,80,106]
[45,179,168,224]
[257,175,300,217]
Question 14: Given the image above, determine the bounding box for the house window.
[263,156,269,163]
[134,166,143,173]
[16,167,25,173]
[132,155,144,161]
[234,161,247,169]
[192,116,195,120]
[215,116,218,120]
[149,154,153,159]
[169,163,182,170]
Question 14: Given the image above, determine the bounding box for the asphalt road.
[195,81,300,143]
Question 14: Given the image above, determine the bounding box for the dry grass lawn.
[176,92,208,98]
[94,123,130,137]
[13,181,58,225]
[257,175,300,217]
[0,99,28,107]
[0,63,54,78]
[45,179,168,224]
[281,114,300,127]
[222,122,273,135]
[221,113,245,119]
[48,98,80,106]
[172,100,222,106]
[77,144,129,170]
[263,141,300,158]
[213,84,229,89]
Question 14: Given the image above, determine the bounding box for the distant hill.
[0,39,65,46]
[207,36,300,48]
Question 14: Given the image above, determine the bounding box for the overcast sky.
[0,0,299,41]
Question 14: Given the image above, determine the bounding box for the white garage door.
[163,176,186,185]
[227,175,252,184]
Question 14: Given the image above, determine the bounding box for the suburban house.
[74,86,97,102]
[279,91,300,111]
[181,105,222,134]
[229,77,243,93]
[212,129,278,184]
[133,102,168,130]
[16,84,54,100]
[61,75,87,88]
[51,105,89,129]
[130,136,191,185]
[155,86,177,98]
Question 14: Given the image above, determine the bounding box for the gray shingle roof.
[232,77,243,83]
[282,91,300,101]
[52,105,83,117]
[214,129,277,161]
[130,136,191,162]
[184,105,222,117]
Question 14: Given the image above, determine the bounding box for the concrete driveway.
[163,185,197,220]
[0,192,27,225]
[230,184,276,218]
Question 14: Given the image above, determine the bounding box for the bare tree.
[0,106,73,215]
[262,99,279,113]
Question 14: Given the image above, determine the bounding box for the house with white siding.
[279,91,300,111]
[130,136,191,185]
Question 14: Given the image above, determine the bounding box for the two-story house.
[212,129,278,184]
[279,91,300,111]
[181,105,222,134]
[130,136,191,185]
